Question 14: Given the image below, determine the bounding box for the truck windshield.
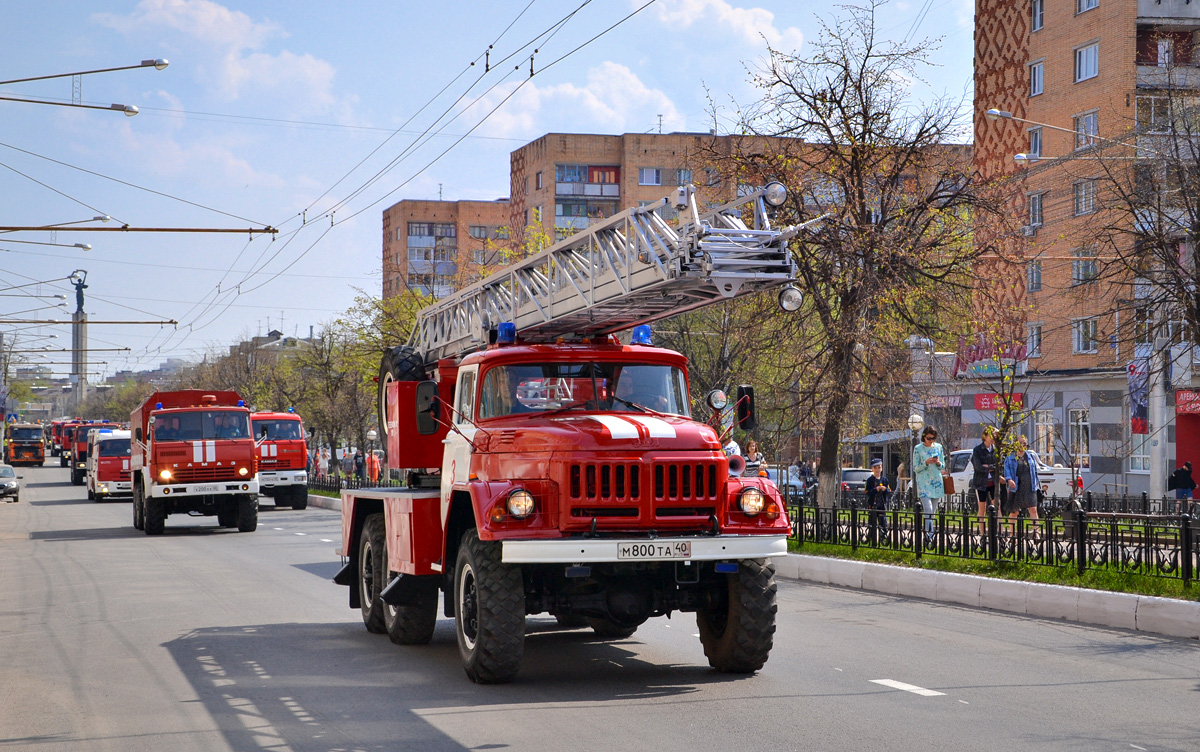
[153,411,250,441]
[252,419,302,440]
[9,428,42,441]
[99,439,131,457]
[478,362,690,419]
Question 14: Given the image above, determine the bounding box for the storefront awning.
[851,429,909,445]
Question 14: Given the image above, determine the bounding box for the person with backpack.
[1170,461,1196,514]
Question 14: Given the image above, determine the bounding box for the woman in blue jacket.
[1002,434,1042,528]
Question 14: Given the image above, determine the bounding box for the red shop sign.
[974,393,1025,411]
[1177,389,1200,415]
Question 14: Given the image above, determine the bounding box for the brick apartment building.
[381,198,510,299]
[958,0,1200,495]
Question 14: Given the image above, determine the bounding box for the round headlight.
[159,469,172,481]
[706,389,728,410]
[739,487,766,516]
[507,489,535,519]
[778,284,804,312]
[238,466,249,476]
[762,181,788,207]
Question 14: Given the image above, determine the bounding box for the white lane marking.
[319,539,332,543]
[586,415,639,439]
[959,700,969,705]
[834,668,843,672]
[625,415,676,438]
[273,527,284,531]
[294,532,306,536]
[1131,746,1147,751]
[870,679,945,697]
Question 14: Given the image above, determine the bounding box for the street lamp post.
[0,58,168,117]
[366,429,378,484]
[907,412,924,504]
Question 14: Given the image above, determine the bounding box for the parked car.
[840,467,873,503]
[763,467,807,500]
[0,464,21,502]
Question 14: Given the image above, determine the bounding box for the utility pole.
[69,270,88,409]
[1148,336,1170,503]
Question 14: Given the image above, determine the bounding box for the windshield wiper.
[517,399,593,419]
[611,396,651,413]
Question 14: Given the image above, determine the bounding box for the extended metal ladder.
[408,184,809,362]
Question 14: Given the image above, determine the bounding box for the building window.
[1158,38,1175,68]
[676,168,693,186]
[1077,0,1098,12]
[468,225,487,240]
[535,171,543,190]
[1028,193,1044,227]
[1027,323,1043,357]
[1129,430,1151,472]
[1029,127,1042,158]
[408,222,433,237]
[1027,259,1043,291]
[1073,180,1096,215]
[1134,307,1153,344]
[1136,96,1171,133]
[1031,0,1044,31]
[471,248,488,264]
[1075,43,1099,82]
[433,223,456,238]
[1033,409,1055,461]
[1074,111,1098,149]
[1073,317,1099,353]
[1068,408,1091,468]
[556,164,586,183]
[1072,249,1099,284]
[1030,61,1044,96]
[639,168,662,186]
[408,248,432,262]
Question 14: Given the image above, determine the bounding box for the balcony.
[1139,0,1200,23]
[556,182,620,198]
[555,216,590,231]
[1137,64,1200,89]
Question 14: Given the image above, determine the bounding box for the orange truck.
[86,428,132,500]
[130,390,259,535]
[251,410,309,509]
[4,423,46,466]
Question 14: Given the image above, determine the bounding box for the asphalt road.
[2,464,1198,752]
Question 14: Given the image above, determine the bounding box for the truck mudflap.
[501,534,788,564]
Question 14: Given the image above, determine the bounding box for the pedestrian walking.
[865,458,891,544]
[911,425,946,547]
[744,439,766,473]
[1170,461,1196,514]
[317,448,329,479]
[354,449,365,481]
[970,427,999,539]
[1002,435,1042,533]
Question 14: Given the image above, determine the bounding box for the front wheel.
[696,559,778,673]
[144,496,166,536]
[454,530,524,684]
[291,486,308,510]
[236,495,258,532]
[132,484,144,530]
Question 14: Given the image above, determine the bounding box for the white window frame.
[1158,38,1174,68]
[1028,193,1044,227]
[1073,317,1099,353]
[1032,0,1044,31]
[1030,61,1044,96]
[1072,248,1098,285]
[1027,258,1043,291]
[1129,430,1150,472]
[1033,409,1055,461]
[1068,407,1091,469]
[1077,0,1098,13]
[1074,180,1096,215]
[1029,127,1043,158]
[638,167,662,186]
[1075,43,1099,83]
[1074,111,1098,149]
[1027,323,1043,357]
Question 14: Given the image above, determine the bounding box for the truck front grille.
[569,462,640,501]
[653,462,719,501]
[170,467,238,483]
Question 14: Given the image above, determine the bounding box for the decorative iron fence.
[308,474,406,494]
[786,500,1198,585]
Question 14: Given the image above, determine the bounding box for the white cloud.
[469,62,685,139]
[93,0,341,110]
[650,0,804,52]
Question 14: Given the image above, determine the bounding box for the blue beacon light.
[497,322,517,344]
[237,400,245,407]
[631,325,653,346]
[155,402,163,410]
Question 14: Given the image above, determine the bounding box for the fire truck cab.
[131,390,259,535]
[69,421,122,486]
[251,410,309,510]
[4,423,46,467]
[86,429,132,501]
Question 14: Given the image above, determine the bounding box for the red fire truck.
[334,183,810,683]
[68,420,123,486]
[130,390,259,535]
[4,423,46,466]
[251,410,309,509]
[86,429,132,501]
[58,419,85,467]
[50,419,67,457]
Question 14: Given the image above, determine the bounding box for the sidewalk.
[305,493,1199,640]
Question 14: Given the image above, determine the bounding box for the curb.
[299,495,1199,641]
[780,553,1200,640]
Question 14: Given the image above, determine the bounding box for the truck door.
[441,365,478,505]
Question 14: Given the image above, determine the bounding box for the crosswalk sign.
[6,414,17,423]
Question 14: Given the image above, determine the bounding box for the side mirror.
[135,427,143,442]
[415,380,439,436]
[735,385,756,431]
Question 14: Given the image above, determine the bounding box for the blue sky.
[0,0,974,378]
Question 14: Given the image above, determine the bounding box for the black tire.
[359,514,388,634]
[60,455,67,468]
[216,502,237,528]
[384,574,439,645]
[236,495,258,532]
[587,617,638,639]
[378,345,425,444]
[133,483,144,530]
[696,559,777,673]
[145,496,166,536]
[291,486,308,510]
[71,469,83,486]
[88,486,95,501]
[454,529,525,684]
